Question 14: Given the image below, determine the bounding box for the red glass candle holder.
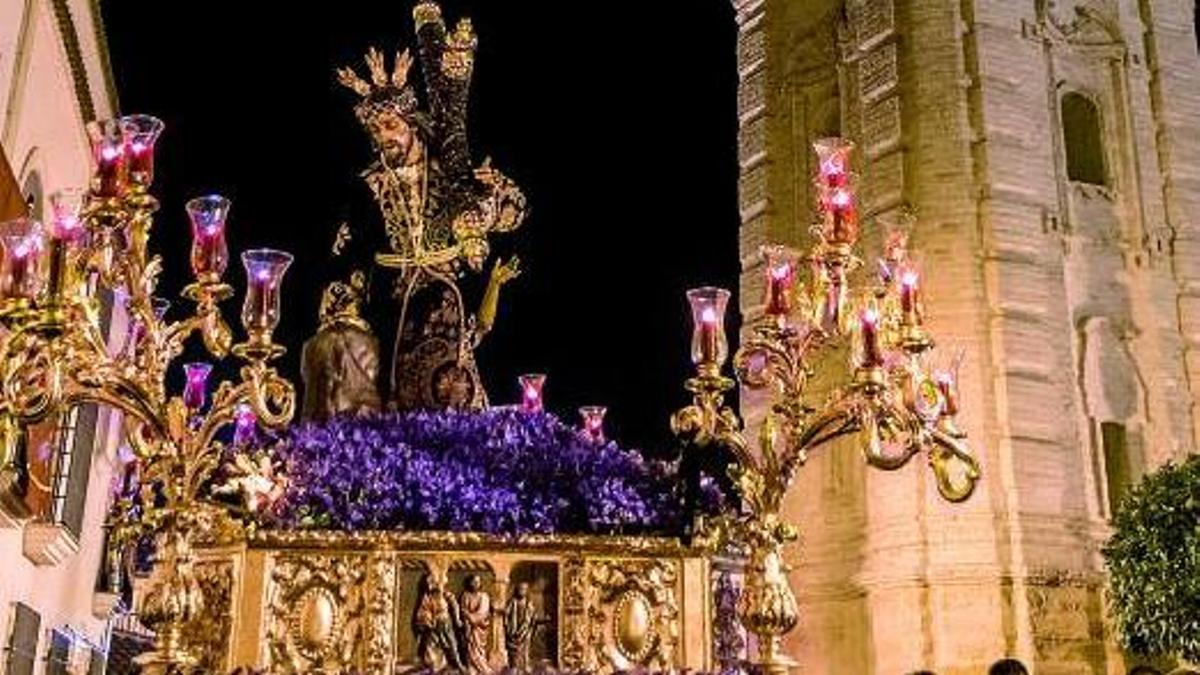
[88,119,127,199]
[519,374,546,413]
[48,189,87,244]
[579,406,607,444]
[813,137,853,188]
[183,362,212,410]
[119,115,164,189]
[0,218,45,302]
[186,195,231,282]
[817,176,859,246]
[240,249,293,339]
[686,287,731,368]
[761,246,798,318]
[936,372,959,417]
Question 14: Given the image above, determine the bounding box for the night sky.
[100,2,741,453]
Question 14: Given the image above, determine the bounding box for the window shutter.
[88,646,106,675]
[45,629,71,675]
[3,603,41,675]
[50,289,114,537]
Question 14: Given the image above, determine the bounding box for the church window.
[1061,92,1107,186]
[20,169,42,220]
[1102,421,1132,513]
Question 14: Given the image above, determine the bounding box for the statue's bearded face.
[368,110,419,164]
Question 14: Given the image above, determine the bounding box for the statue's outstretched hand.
[490,256,521,286]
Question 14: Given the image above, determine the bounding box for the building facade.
[732,0,1199,673]
[0,0,122,672]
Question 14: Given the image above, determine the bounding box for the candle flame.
[701,306,718,324]
[831,188,852,209]
[862,307,879,325]
[901,270,919,288]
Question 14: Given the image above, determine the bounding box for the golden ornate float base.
[181,531,737,674]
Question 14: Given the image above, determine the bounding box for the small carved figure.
[413,574,463,671]
[504,581,538,671]
[459,574,492,674]
[300,272,382,422]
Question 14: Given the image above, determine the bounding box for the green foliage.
[1103,455,1200,662]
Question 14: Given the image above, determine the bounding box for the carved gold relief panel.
[565,558,681,673]
[264,553,372,673]
[184,559,236,673]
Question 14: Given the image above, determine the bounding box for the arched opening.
[21,169,43,220]
[1061,92,1107,186]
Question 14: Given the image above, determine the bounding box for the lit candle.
[46,189,86,301]
[900,271,920,324]
[937,372,959,417]
[187,195,231,282]
[519,374,546,413]
[765,257,795,317]
[700,306,720,363]
[240,249,293,338]
[183,362,212,410]
[0,218,45,302]
[827,186,856,244]
[860,308,883,368]
[579,406,607,444]
[89,119,127,198]
[120,115,164,189]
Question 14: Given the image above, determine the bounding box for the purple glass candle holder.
[519,374,546,413]
[119,115,164,189]
[241,249,293,339]
[579,406,607,444]
[183,362,212,410]
[186,195,231,282]
[233,403,257,446]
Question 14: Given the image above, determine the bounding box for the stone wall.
[735,0,1200,673]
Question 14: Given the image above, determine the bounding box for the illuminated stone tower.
[731,0,1200,672]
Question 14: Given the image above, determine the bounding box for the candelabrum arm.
[927,425,981,502]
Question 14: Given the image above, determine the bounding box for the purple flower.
[259,409,727,536]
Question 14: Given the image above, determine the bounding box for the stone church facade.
[731,0,1200,673]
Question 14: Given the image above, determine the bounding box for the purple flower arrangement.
[261,408,726,536]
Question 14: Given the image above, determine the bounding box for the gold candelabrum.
[673,138,981,675]
[0,115,295,673]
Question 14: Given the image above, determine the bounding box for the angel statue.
[333,0,528,411]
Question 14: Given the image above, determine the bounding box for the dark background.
[100,1,741,453]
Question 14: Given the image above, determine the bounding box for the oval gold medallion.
[296,588,337,653]
[615,591,653,662]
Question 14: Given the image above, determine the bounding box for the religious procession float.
[0,2,981,673]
